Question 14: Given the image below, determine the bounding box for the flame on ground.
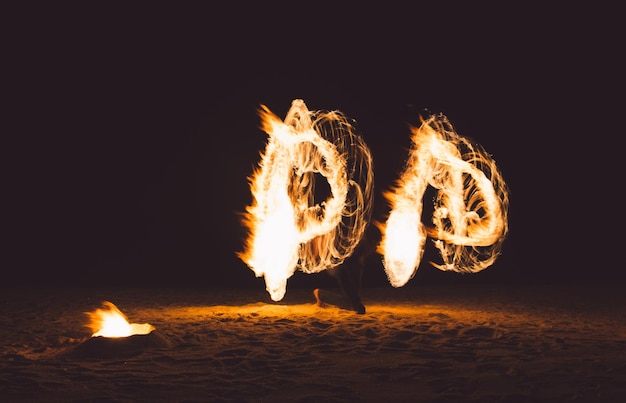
[238,99,374,301]
[378,113,509,287]
[85,301,155,338]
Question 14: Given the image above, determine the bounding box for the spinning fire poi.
[378,113,509,287]
[238,99,374,301]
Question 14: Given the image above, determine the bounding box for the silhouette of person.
[314,225,380,314]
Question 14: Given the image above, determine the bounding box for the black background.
[5,3,622,289]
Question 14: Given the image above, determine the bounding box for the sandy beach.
[1,283,625,402]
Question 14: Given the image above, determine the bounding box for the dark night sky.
[5,3,622,288]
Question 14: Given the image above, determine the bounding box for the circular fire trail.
[378,113,509,287]
[238,99,374,301]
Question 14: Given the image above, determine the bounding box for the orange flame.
[85,301,154,338]
[238,99,374,301]
[378,114,509,287]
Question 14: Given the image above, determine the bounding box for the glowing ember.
[86,301,154,338]
[378,113,509,287]
[239,99,374,301]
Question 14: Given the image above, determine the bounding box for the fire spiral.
[378,113,509,287]
[239,99,374,301]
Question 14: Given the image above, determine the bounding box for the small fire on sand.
[378,113,509,287]
[238,99,374,302]
[86,301,154,338]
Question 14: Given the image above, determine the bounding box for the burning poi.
[238,99,374,301]
[378,113,509,287]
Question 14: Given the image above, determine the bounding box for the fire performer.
[314,225,380,314]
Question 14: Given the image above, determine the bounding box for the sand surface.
[1,284,625,402]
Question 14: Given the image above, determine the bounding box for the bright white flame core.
[379,114,509,287]
[86,301,154,338]
[239,99,374,301]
